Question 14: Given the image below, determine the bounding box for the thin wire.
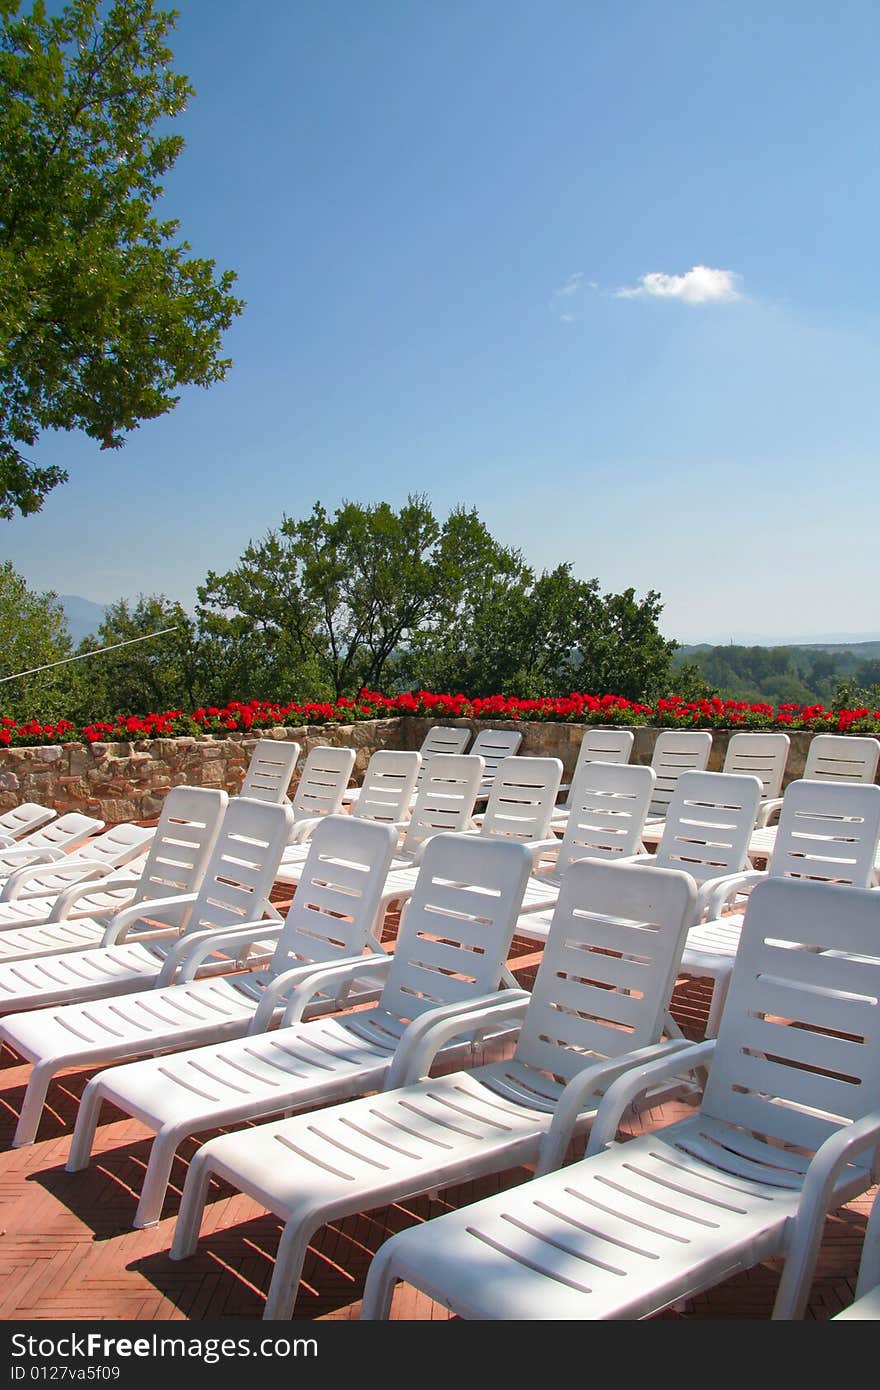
[0,627,180,683]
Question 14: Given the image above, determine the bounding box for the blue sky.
[5,0,879,644]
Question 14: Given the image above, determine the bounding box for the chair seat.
[363,1114,861,1321]
[90,1011,404,1133]
[0,914,112,964]
[178,1066,555,1231]
[1,969,270,1067]
[0,940,171,1015]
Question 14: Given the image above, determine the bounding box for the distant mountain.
[675,632,880,648]
[60,595,107,646]
[676,639,880,659]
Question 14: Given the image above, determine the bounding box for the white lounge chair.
[275,749,421,885]
[0,812,105,880]
[470,728,524,803]
[361,875,880,1322]
[0,820,155,907]
[67,831,533,1230]
[0,797,294,1147]
[514,770,762,951]
[371,755,563,929]
[550,728,635,829]
[343,726,471,810]
[641,730,790,847]
[5,817,395,1191]
[385,753,485,870]
[680,779,880,1034]
[0,802,56,849]
[0,787,228,966]
[238,739,300,804]
[517,759,656,918]
[644,729,713,825]
[166,857,697,1318]
[284,744,356,842]
[748,732,880,863]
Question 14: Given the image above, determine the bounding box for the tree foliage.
[0,0,244,518]
[0,560,71,717]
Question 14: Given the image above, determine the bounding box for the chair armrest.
[47,873,141,921]
[584,1039,717,1158]
[755,797,784,829]
[288,816,321,844]
[529,838,563,868]
[248,953,394,1034]
[773,1109,880,1319]
[3,857,117,903]
[158,919,286,986]
[384,989,530,1091]
[700,869,765,923]
[0,859,91,902]
[614,852,656,867]
[535,1038,696,1176]
[0,847,65,880]
[100,892,198,945]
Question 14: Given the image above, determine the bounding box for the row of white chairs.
[0,761,873,1323]
[0,788,877,1321]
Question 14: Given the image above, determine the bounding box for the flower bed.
[2,689,879,749]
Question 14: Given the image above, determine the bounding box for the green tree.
[0,560,72,718]
[0,0,244,518]
[68,593,199,718]
[199,498,510,699]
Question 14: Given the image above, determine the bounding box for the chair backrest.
[352,833,532,1048]
[470,728,524,797]
[723,731,790,800]
[290,745,356,822]
[0,811,105,872]
[653,770,762,885]
[509,860,697,1087]
[562,729,634,809]
[767,780,880,886]
[413,727,472,791]
[701,877,880,1169]
[169,796,294,941]
[649,730,713,818]
[803,734,880,785]
[398,754,486,858]
[0,803,56,840]
[353,750,421,825]
[132,786,229,917]
[480,756,563,843]
[556,761,656,873]
[261,816,398,980]
[239,739,301,804]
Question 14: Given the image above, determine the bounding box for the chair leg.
[360,1242,400,1320]
[169,1146,216,1259]
[705,967,732,1038]
[12,1062,56,1147]
[262,1219,316,1320]
[133,1124,187,1228]
[66,1076,106,1171]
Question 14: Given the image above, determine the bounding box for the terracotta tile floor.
[0,929,875,1322]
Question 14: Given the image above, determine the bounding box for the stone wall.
[0,720,402,824]
[0,717,868,823]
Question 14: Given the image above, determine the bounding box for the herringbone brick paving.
[0,936,876,1322]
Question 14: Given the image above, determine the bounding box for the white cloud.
[550,272,599,321]
[556,272,585,297]
[615,265,741,304]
